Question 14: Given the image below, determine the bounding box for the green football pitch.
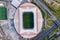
[23,12,34,29]
[0,7,7,20]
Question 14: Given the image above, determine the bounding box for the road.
[8,0,60,40]
[0,0,60,40]
[32,0,60,40]
[0,26,7,40]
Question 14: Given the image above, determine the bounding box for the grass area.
[0,7,7,20]
[41,0,60,40]
[54,0,60,4]
[47,20,54,26]
[54,13,60,20]
[43,0,60,13]
[46,14,51,19]
[49,5,60,13]
[23,12,34,29]
[45,20,54,30]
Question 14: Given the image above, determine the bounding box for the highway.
[9,0,60,40]
[32,0,60,40]
[0,0,59,40]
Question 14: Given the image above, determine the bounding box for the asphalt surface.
[0,0,60,40]
[32,0,60,40]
